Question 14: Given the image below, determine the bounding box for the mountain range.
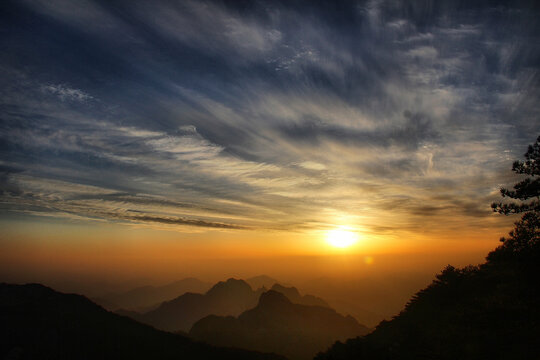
[0,283,285,360]
[94,277,212,312]
[269,284,329,308]
[121,278,264,332]
[120,278,335,334]
[190,290,370,360]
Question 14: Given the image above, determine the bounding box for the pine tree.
[490,135,540,258]
[491,135,540,215]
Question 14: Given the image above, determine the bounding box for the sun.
[326,229,357,248]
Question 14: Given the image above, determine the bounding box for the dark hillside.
[0,283,285,360]
[316,248,540,360]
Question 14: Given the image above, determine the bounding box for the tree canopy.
[489,135,540,261]
[491,135,540,215]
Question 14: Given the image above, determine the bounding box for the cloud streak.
[41,84,94,102]
[1,0,539,237]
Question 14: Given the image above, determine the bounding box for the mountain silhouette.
[190,290,370,360]
[316,248,540,359]
[0,283,285,360]
[121,278,336,333]
[94,277,211,312]
[125,278,263,332]
[270,283,329,307]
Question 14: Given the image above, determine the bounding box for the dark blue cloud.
[0,0,539,233]
[279,110,438,150]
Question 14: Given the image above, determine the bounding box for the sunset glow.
[1,0,538,334]
[326,229,358,249]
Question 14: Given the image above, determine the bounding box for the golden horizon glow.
[326,228,358,248]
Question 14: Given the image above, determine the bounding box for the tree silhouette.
[490,135,540,259]
[491,135,540,215]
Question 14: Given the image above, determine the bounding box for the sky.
[1,0,539,313]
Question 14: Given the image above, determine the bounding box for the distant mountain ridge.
[0,283,285,360]
[94,277,211,311]
[125,278,263,332]
[122,277,336,333]
[190,290,370,360]
[270,283,329,307]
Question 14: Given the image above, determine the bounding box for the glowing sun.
[326,229,357,248]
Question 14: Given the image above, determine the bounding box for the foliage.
[315,251,540,359]
[491,135,540,215]
[488,136,540,263]
[487,211,540,263]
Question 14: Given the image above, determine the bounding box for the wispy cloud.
[1,0,539,237]
[41,84,93,102]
